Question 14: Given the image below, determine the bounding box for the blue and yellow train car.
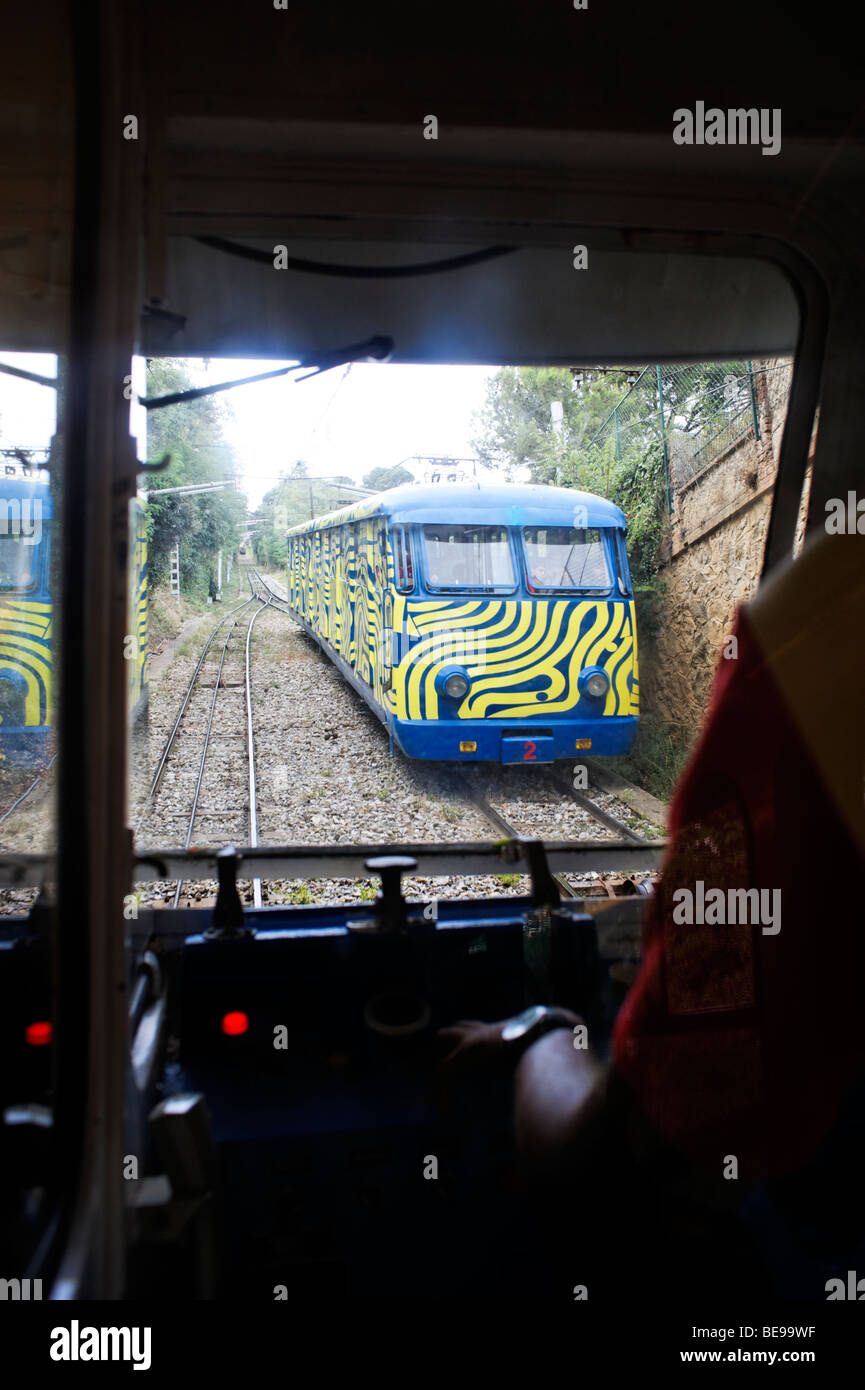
[127,495,149,725]
[0,473,148,767]
[286,482,639,763]
[0,475,53,766]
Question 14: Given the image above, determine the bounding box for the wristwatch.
[500,1005,578,1057]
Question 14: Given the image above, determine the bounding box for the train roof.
[286,483,626,535]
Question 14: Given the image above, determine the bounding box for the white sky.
[0,354,58,452]
[0,354,498,508]
[150,358,498,508]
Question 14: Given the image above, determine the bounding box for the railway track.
[134,573,287,907]
[446,765,655,901]
[132,567,661,910]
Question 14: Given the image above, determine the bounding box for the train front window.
[422,524,515,591]
[0,532,39,591]
[523,526,612,594]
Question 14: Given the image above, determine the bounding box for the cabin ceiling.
[1,1,863,360]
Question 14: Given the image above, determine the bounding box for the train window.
[392,525,414,593]
[422,524,516,592]
[614,530,632,598]
[523,526,612,594]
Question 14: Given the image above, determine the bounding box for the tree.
[470,365,670,585]
[470,367,628,486]
[252,470,363,569]
[362,464,413,491]
[142,359,246,595]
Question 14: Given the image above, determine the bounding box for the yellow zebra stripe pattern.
[0,597,52,726]
[288,527,638,726]
[391,597,638,720]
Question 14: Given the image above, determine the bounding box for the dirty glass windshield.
[0,527,41,592]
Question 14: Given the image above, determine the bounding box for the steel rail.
[0,753,58,829]
[247,565,291,609]
[454,778,581,900]
[453,768,653,900]
[172,619,238,908]
[546,769,650,845]
[133,594,261,834]
[245,596,275,907]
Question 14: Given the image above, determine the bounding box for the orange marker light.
[221,1011,249,1036]
[26,1021,52,1046]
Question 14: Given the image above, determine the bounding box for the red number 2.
[523,741,537,761]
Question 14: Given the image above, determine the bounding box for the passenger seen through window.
[524,527,611,592]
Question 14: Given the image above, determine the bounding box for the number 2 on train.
[523,741,537,761]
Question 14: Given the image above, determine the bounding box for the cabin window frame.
[521,525,616,597]
[420,522,518,594]
[391,523,415,594]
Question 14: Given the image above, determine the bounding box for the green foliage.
[143,359,246,596]
[471,367,626,485]
[252,466,360,569]
[362,464,413,491]
[471,365,665,584]
[584,443,668,589]
[604,710,695,804]
[472,362,751,590]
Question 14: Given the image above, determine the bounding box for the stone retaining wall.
[644,359,800,731]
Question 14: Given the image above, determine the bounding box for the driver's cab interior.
[0,0,863,1323]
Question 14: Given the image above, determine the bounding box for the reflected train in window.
[0,474,149,766]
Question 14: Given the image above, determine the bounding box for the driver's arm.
[513,1028,610,1182]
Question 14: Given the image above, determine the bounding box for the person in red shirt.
[440,529,865,1298]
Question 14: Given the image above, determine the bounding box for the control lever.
[355,857,432,1037]
[204,846,253,939]
[359,855,418,933]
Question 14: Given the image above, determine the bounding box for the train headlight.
[443,671,470,700]
[580,668,610,699]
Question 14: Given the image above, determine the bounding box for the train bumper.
[390,716,638,762]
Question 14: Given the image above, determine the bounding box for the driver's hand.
[436,1018,511,1079]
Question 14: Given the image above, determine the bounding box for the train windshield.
[523,526,612,593]
[422,524,515,591]
[0,532,40,591]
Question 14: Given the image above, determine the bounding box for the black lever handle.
[364,855,418,933]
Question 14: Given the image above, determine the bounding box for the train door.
[370,517,389,706]
[300,537,310,620]
[333,527,349,660]
[320,529,331,642]
[353,521,372,685]
[127,496,148,726]
[344,524,358,666]
[311,532,321,631]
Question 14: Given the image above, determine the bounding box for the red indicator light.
[222,1011,249,1036]
[26,1021,52,1046]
